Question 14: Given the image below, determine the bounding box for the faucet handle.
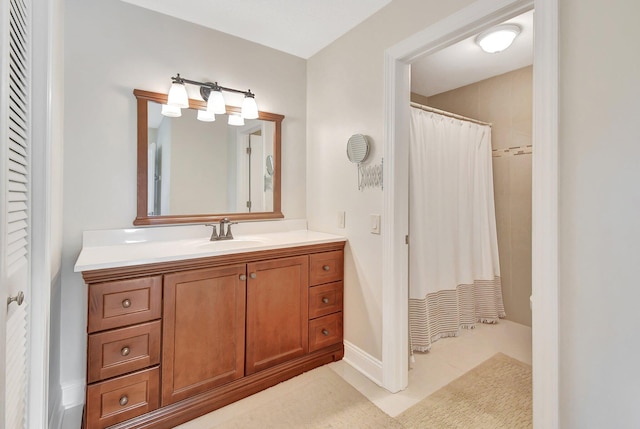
[225,221,238,238]
[205,223,219,241]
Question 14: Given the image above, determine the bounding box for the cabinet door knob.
[121,346,130,357]
[121,298,131,309]
[322,297,330,304]
[250,273,257,279]
[239,274,247,281]
[322,329,330,336]
[322,265,330,271]
[119,395,129,406]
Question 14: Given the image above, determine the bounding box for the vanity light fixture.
[475,24,521,53]
[167,75,189,108]
[161,103,181,117]
[163,73,259,121]
[228,114,245,126]
[197,109,216,122]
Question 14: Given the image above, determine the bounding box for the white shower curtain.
[409,107,504,352]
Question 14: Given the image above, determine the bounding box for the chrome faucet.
[207,218,238,241]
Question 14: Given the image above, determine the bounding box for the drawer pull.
[322,265,330,271]
[239,274,247,281]
[119,395,129,406]
[120,346,130,357]
[322,329,330,336]
[250,273,257,279]
[322,297,330,304]
[122,298,131,309]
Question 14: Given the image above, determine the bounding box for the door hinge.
[246,201,252,209]
[246,147,252,155]
[405,235,409,245]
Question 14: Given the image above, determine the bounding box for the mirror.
[134,89,284,225]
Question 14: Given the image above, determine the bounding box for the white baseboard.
[343,340,383,386]
[57,380,84,429]
[48,386,64,429]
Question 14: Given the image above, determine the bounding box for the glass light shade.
[207,90,226,114]
[197,109,216,122]
[228,114,245,126]
[161,103,182,117]
[167,82,189,108]
[476,24,521,53]
[241,95,259,119]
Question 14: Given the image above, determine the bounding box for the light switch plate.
[338,211,346,229]
[370,214,381,234]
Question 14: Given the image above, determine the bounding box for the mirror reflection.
[134,89,284,226]
[147,102,275,215]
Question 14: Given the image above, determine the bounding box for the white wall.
[559,1,640,427]
[61,0,306,419]
[307,0,475,361]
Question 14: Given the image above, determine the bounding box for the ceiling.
[123,1,533,97]
[411,10,534,97]
[121,0,392,59]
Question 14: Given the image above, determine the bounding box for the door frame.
[381,0,558,427]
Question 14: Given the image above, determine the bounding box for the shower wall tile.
[509,154,533,326]
[415,66,533,327]
[420,84,479,120]
[511,67,533,138]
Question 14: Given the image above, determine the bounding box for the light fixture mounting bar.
[171,74,254,100]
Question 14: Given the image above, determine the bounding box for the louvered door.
[1,0,31,427]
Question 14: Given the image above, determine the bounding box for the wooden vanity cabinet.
[82,242,344,429]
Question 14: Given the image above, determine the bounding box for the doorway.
[380,0,558,427]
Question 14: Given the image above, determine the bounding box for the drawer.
[88,321,161,383]
[309,281,343,319]
[86,367,160,429]
[88,276,162,333]
[309,250,343,286]
[309,312,343,352]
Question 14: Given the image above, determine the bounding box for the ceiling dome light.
[475,24,521,53]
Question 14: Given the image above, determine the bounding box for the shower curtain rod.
[410,102,492,127]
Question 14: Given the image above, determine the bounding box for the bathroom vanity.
[75,224,345,428]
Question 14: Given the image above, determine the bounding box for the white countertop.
[74,220,346,272]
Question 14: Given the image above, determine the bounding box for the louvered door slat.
[8,201,27,212]
[9,130,27,151]
[8,155,27,172]
[8,170,26,184]
[7,217,27,232]
[8,227,27,244]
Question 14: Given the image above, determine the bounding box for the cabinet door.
[162,265,246,405]
[246,256,309,375]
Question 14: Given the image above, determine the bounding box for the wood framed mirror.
[133,89,284,226]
